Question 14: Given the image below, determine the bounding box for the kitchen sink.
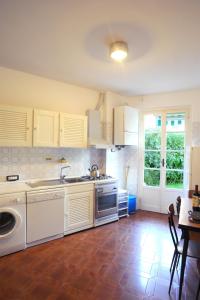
[64,177,86,183]
[27,179,64,188]
[27,177,87,188]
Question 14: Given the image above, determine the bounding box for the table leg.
[178,231,189,300]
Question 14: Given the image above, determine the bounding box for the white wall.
[106,146,138,195]
[140,88,200,119]
[0,67,99,114]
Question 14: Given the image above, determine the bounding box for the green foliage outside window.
[145,151,160,169]
[166,171,183,188]
[145,132,161,150]
[167,132,184,150]
[166,152,184,169]
[144,169,160,186]
[144,131,184,188]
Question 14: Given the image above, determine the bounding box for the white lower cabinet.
[64,183,94,235]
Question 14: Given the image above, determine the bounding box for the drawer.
[118,195,128,203]
[118,208,128,217]
[118,202,128,210]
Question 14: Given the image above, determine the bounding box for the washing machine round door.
[0,208,21,239]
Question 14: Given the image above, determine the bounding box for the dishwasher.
[26,188,65,246]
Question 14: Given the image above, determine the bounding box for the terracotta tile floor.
[0,210,199,300]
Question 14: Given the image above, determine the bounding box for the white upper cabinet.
[33,109,59,147]
[114,106,139,146]
[124,106,138,133]
[60,113,87,148]
[0,104,88,148]
[0,105,32,147]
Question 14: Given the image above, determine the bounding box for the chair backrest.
[168,203,179,249]
[176,196,181,218]
[197,259,200,275]
[168,203,175,216]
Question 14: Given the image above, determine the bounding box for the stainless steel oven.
[95,182,118,226]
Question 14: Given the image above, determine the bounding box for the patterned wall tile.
[0,148,106,181]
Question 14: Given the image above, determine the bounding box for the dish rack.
[118,189,129,218]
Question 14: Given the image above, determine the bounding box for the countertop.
[0,177,117,195]
[0,182,31,195]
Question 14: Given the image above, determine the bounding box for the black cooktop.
[81,175,113,181]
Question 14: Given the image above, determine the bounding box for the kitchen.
[1,1,200,300]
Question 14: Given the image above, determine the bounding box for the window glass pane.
[166,151,184,170]
[144,114,161,150]
[165,112,185,189]
[145,133,161,150]
[166,132,184,150]
[166,170,183,189]
[145,151,161,169]
[144,115,162,130]
[166,113,185,132]
[144,169,160,186]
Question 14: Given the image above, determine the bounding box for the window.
[143,112,186,189]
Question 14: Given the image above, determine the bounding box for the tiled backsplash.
[0,146,138,195]
[106,146,138,195]
[0,147,106,181]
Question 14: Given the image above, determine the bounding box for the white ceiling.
[0,0,200,96]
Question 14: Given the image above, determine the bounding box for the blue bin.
[128,194,136,214]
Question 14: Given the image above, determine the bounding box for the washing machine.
[0,192,26,257]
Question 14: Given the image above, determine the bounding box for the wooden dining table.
[178,197,200,300]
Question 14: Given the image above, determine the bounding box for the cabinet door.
[33,109,59,147]
[64,191,93,232]
[124,132,138,146]
[60,113,87,148]
[0,105,32,146]
[124,106,138,133]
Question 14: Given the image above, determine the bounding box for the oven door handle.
[96,191,117,196]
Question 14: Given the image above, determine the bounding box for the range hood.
[87,110,110,149]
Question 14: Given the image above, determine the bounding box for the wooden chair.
[196,259,200,300]
[168,204,200,294]
[176,196,181,218]
[168,204,180,273]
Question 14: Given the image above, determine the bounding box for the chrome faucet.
[60,166,71,181]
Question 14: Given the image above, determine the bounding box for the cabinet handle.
[162,159,165,167]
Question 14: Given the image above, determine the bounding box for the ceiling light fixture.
[110,41,128,62]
